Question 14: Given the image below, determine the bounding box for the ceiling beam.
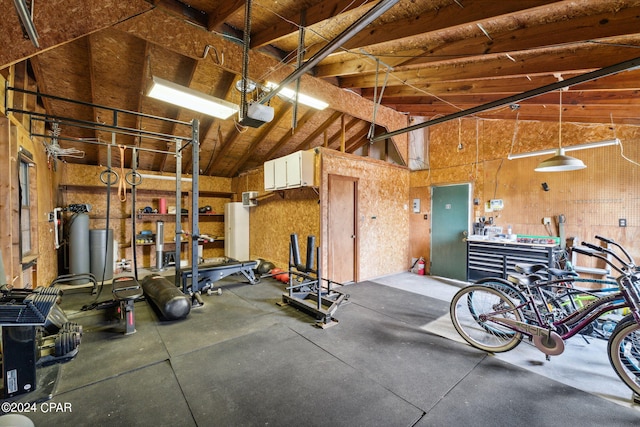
[207,125,241,176]
[207,0,244,29]
[372,55,640,141]
[259,0,400,106]
[292,111,343,152]
[316,2,640,77]
[250,0,377,49]
[339,39,640,89]
[258,109,316,164]
[307,0,556,60]
[390,103,640,123]
[345,125,372,153]
[360,70,640,99]
[326,117,360,149]
[383,90,640,109]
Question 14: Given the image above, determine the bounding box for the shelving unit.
[58,184,233,269]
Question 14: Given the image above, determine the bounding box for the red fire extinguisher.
[417,257,425,275]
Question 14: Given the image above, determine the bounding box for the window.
[19,149,35,258]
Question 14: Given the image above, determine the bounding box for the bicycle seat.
[508,273,544,286]
[515,263,547,275]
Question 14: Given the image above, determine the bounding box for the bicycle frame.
[485,276,639,346]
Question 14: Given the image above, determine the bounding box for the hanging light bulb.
[535,90,586,172]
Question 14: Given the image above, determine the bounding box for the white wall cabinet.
[264,150,315,191]
[264,160,275,190]
[225,202,249,260]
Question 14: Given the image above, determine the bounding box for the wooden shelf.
[199,213,224,219]
[136,212,224,220]
[137,213,185,219]
[60,183,229,264]
[133,241,189,246]
[59,184,233,199]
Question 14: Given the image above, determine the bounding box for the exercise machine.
[111,276,144,334]
[280,234,346,328]
[0,285,82,400]
[179,260,260,307]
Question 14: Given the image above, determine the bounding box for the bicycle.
[450,235,640,396]
[474,262,622,338]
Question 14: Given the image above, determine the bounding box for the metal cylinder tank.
[90,229,114,281]
[155,221,165,271]
[68,213,90,284]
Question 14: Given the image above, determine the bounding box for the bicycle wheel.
[475,278,527,303]
[607,314,640,395]
[450,285,523,353]
[470,279,528,333]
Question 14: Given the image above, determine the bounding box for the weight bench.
[180,260,259,301]
[112,276,144,335]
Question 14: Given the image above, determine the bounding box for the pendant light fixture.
[534,90,586,172]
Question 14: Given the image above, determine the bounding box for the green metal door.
[430,184,470,281]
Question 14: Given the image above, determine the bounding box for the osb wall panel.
[60,163,232,194]
[234,168,320,270]
[320,149,410,282]
[410,117,640,273]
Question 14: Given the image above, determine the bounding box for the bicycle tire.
[607,314,640,395]
[475,278,527,303]
[450,285,523,353]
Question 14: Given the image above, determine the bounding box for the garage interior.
[1,0,640,425]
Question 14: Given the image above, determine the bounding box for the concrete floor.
[374,272,640,410]
[1,270,639,426]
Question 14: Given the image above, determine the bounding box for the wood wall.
[320,149,410,281]
[236,148,410,282]
[410,117,640,274]
[0,67,59,288]
[234,166,320,271]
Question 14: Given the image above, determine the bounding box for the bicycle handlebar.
[595,235,613,245]
[595,235,635,265]
[581,240,634,271]
[572,246,626,276]
[581,241,603,252]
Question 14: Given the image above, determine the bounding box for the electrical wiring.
[609,114,640,168]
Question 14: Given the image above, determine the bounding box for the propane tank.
[69,212,90,284]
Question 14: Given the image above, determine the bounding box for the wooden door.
[327,174,357,284]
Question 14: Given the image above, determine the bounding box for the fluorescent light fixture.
[508,138,620,160]
[147,76,239,119]
[265,82,329,110]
